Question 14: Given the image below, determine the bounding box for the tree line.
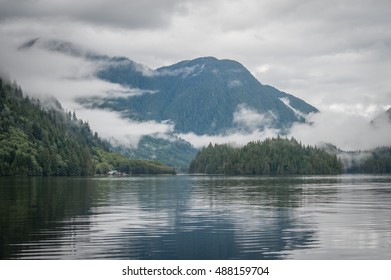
[188,137,344,175]
[0,77,175,176]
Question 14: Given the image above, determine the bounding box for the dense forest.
[188,137,344,175]
[189,138,391,175]
[0,77,176,176]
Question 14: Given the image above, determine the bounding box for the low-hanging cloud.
[155,63,205,78]
[227,79,242,88]
[0,36,175,148]
[179,102,391,152]
[288,110,391,151]
[232,104,276,132]
[178,104,280,148]
[177,128,280,149]
[76,108,174,147]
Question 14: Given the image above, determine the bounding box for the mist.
[288,110,391,151]
[76,108,174,147]
[0,38,176,148]
[178,107,390,153]
[177,128,280,149]
[177,105,280,148]
[1,33,389,154]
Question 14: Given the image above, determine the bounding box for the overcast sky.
[0,0,390,149]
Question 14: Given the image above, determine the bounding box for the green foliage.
[189,137,343,175]
[0,77,175,176]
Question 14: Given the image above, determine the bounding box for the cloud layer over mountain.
[0,0,390,150]
[2,0,390,113]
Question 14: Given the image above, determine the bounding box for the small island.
[188,137,343,175]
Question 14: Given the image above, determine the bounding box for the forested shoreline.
[1,76,389,177]
[0,77,176,176]
[189,138,344,175]
[188,138,391,175]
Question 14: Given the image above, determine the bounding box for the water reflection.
[0,177,99,258]
[1,175,390,259]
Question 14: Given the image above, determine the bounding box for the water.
[0,175,390,259]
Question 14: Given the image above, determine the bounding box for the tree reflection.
[1,175,344,259]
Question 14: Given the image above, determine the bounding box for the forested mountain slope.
[94,56,318,135]
[0,77,175,176]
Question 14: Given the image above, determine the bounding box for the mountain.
[90,55,318,169]
[371,107,391,127]
[19,38,319,169]
[18,37,110,61]
[0,76,176,175]
[20,38,318,135]
[112,135,197,173]
[92,56,318,135]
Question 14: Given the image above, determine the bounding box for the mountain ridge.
[93,54,319,135]
[20,39,318,135]
[18,38,320,169]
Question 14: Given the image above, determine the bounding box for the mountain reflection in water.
[1,175,390,259]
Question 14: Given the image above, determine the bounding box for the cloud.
[1,0,391,152]
[180,108,391,152]
[76,108,174,147]
[328,103,390,118]
[178,100,391,151]
[178,0,391,115]
[177,128,280,149]
[337,151,372,171]
[233,104,276,131]
[1,39,148,103]
[0,34,174,147]
[155,64,205,78]
[288,111,391,151]
[0,0,189,30]
[178,104,280,148]
[227,79,242,88]
[103,88,157,99]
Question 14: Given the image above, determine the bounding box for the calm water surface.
[0,175,390,259]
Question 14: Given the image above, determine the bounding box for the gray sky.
[0,0,390,149]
